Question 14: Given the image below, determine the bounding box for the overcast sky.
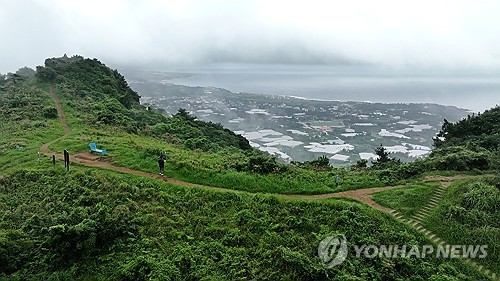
[1,0,500,73]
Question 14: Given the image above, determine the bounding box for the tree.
[372,143,400,168]
[16,67,36,77]
[10,73,22,84]
[0,73,6,86]
[374,144,391,163]
[35,66,57,82]
[174,108,196,122]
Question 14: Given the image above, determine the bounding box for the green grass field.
[372,182,440,217]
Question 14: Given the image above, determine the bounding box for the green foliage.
[372,144,401,169]
[355,159,368,169]
[0,84,50,121]
[0,170,135,274]
[492,150,500,171]
[35,66,57,83]
[184,136,216,151]
[92,97,135,128]
[374,143,391,163]
[435,107,500,149]
[428,148,491,171]
[174,108,196,121]
[377,160,431,183]
[430,106,500,172]
[0,170,487,280]
[47,56,140,109]
[167,108,252,151]
[424,177,500,274]
[247,155,284,174]
[16,67,36,77]
[372,183,440,217]
[42,106,58,118]
[293,155,331,171]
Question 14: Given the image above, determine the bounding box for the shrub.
[247,156,283,174]
[434,150,490,171]
[460,183,500,213]
[184,137,218,151]
[42,107,58,118]
[355,159,368,169]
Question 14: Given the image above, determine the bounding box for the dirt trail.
[38,85,499,280]
[281,185,405,212]
[40,84,482,213]
[40,84,71,155]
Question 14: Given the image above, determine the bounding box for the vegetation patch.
[372,182,439,217]
[424,177,500,275]
[0,170,487,280]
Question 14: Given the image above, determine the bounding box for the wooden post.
[66,151,70,171]
[63,150,67,167]
[52,155,56,165]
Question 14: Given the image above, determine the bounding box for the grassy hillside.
[424,177,500,275]
[29,56,400,195]
[0,169,489,280]
[0,77,62,173]
[373,176,500,276]
[429,106,500,171]
[372,182,440,217]
[0,56,497,280]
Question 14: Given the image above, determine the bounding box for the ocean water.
[164,64,500,112]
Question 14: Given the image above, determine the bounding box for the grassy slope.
[0,62,494,280]
[0,81,63,174]
[424,178,500,275]
[372,182,440,217]
[44,83,392,195]
[0,169,488,280]
[373,177,499,275]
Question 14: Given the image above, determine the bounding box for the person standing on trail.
[158,155,165,176]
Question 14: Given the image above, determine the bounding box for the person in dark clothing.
[158,155,165,176]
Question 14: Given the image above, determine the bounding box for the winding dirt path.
[39,84,479,212]
[39,84,499,279]
[281,185,405,212]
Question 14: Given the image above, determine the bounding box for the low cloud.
[1,0,500,72]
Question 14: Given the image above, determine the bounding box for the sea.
[162,64,500,112]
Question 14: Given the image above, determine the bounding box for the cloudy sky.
[1,0,499,73]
